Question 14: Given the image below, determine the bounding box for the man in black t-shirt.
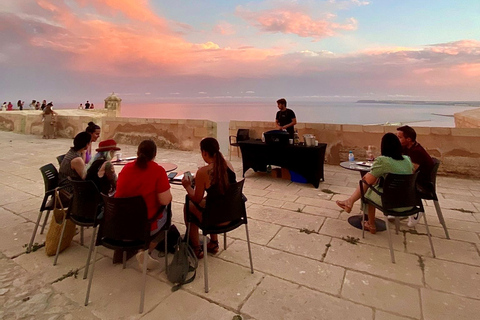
[275,98,296,138]
[85,101,90,109]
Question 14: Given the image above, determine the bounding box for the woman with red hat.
[86,139,120,195]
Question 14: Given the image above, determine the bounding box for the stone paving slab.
[241,276,373,320]
[1,131,480,319]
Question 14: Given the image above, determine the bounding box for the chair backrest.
[429,158,440,192]
[100,194,150,244]
[381,173,420,210]
[40,163,58,193]
[68,179,101,223]
[56,154,65,166]
[203,180,246,226]
[236,129,250,142]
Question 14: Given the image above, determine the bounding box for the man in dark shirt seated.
[275,98,296,138]
[396,125,435,226]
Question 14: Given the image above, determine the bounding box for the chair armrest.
[359,179,382,200]
[147,204,168,224]
[229,135,237,145]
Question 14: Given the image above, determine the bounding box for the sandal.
[336,200,352,213]
[363,221,377,234]
[192,245,204,260]
[207,240,219,254]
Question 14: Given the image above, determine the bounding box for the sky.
[0,0,479,104]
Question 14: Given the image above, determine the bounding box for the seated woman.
[86,139,120,196]
[182,137,236,259]
[84,122,101,164]
[115,140,172,270]
[336,133,414,234]
[58,132,92,203]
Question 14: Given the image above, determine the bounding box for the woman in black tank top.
[182,137,236,259]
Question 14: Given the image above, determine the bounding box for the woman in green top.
[336,133,414,234]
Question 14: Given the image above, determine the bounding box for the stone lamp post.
[104,92,122,117]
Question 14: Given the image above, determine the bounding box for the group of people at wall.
[2,99,50,111]
[336,125,434,233]
[78,101,94,109]
[57,122,232,269]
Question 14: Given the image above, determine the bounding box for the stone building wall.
[230,121,480,178]
[454,108,480,128]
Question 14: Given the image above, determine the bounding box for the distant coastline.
[357,100,480,107]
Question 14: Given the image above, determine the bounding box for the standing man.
[85,101,90,109]
[396,125,434,226]
[275,98,296,138]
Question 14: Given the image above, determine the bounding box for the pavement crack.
[51,268,79,284]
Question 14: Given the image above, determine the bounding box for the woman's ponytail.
[136,140,157,170]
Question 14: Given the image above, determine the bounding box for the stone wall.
[101,117,216,151]
[230,121,480,178]
[0,110,215,151]
[454,108,480,128]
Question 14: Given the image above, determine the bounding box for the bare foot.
[336,200,352,213]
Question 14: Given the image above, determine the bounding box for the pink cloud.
[237,8,357,40]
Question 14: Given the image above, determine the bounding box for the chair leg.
[384,216,395,263]
[40,210,51,234]
[394,217,400,235]
[27,210,43,253]
[237,146,240,158]
[85,246,98,306]
[80,226,84,246]
[423,212,436,258]
[361,205,366,238]
[245,224,254,274]
[139,248,148,313]
[223,233,227,250]
[203,237,209,293]
[53,217,68,266]
[164,229,168,274]
[434,200,450,239]
[83,225,98,279]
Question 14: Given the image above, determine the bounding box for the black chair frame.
[85,194,171,313]
[229,129,250,159]
[56,154,65,166]
[417,158,449,239]
[28,163,58,253]
[186,179,253,293]
[360,173,436,263]
[53,179,101,281]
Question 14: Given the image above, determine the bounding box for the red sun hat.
[96,139,121,152]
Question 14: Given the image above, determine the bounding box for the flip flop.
[363,221,377,234]
[336,200,352,213]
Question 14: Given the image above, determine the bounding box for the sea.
[59,100,479,127]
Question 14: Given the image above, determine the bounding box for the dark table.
[339,161,386,232]
[238,140,327,188]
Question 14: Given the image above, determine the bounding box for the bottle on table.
[293,130,300,145]
[348,151,355,167]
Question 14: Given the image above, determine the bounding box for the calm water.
[119,101,478,127]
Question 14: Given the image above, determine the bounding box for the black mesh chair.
[360,173,436,263]
[53,179,101,280]
[56,154,65,166]
[186,179,254,293]
[85,194,171,313]
[229,129,250,159]
[27,163,58,253]
[417,158,449,239]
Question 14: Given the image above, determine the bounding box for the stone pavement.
[0,131,479,320]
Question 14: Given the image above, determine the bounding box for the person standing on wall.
[275,98,297,138]
[85,101,90,109]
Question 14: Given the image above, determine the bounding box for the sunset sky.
[1,0,479,104]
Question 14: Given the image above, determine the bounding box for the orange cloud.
[237,8,357,40]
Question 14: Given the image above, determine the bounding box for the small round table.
[113,159,177,173]
[339,161,386,232]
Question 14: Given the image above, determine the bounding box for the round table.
[339,161,386,232]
